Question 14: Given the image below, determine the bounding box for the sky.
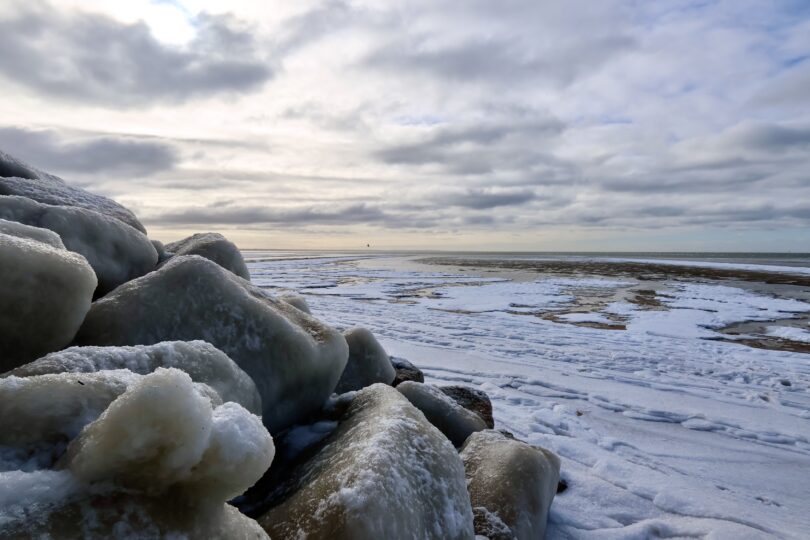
[0,0,808,251]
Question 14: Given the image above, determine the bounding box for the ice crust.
[0,195,157,295]
[76,255,349,433]
[0,232,96,371]
[0,218,63,248]
[164,232,250,280]
[259,384,475,540]
[280,293,312,314]
[7,341,262,415]
[398,381,487,447]
[335,327,396,393]
[0,148,146,233]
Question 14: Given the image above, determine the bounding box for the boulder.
[440,385,495,429]
[335,327,395,393]
[0,195,157,296]
[280,294,311,314]
[75,255,349,433]
[390,356,424,386]
[397,381,487,447]
[0,233,96,372]
[163,232,250,280]
[0,148,146,233]
[5,341,262,415]
[258,384,474,539]
[460,430,561,540]
[151,239,172,263]
[0,217,64,248]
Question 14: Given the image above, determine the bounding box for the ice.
[559,312,614,324]
[0,148,146,233]
[767,326,810,343]
[461,430,560,539]
[280,293,312,314]
[76,255,349,433]
[8,341,262,415]
[0,218,63,248]
[398,381,487,447]
[163,232,250,280]
[335,327,396,393]
[0,232,96,371]
[258,384,474,539]
[0,195,157,296]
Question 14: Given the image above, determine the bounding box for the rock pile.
[0,150,562,539]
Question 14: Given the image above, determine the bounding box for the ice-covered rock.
[76,255,349,433]
[0,195,157,295]
[335,327,395,393]
[0,233,96,372]
[397,381,487,447]
[1,369,273,539]
[460,430,561,540]
[258,384,474,539]
[280,294,312,314]
[0,148,146,233]
[6,341,261,415]
[440,385,495,429]
[163,232,250,280]
[151,239,172,263]
[0,218,64,247]
[390,356,425,386]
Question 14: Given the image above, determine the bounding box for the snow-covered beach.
[248,252,810,539]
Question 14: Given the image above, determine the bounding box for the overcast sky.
[0,0,808,250]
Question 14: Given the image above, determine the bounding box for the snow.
[248,254,810,539]
[767,326,810,343]
[0,232,96,371]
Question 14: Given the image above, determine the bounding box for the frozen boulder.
[151,238,172,263]
[460,430,561,540]
[0,195,157,295]
[6,341,262,415]
[390,356,424,386]
[163,232,250,280]
[258,384,474,539]
[440,385,495,429]
[0,217,63,248]
[0,148,146,232]
[335,327,395,393]
[397,381,487,447]
[0,233,96,372]
[75,255,349,433]
[280,294,311,314]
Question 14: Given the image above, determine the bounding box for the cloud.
[435,189,537,209]
[0,127,178,177]
[0,2,272,106]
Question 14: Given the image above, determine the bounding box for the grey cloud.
[0,127,178,177]
[0,2,272,106]
[436,189,537,209]
[151,203,391,227]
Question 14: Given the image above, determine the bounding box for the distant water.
[241,250,810,269]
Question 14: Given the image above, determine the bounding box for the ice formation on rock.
[460,430,560,539]
[0,218,64,248]
[439,385,495,429]
[0,195,157,295]
[390,356,424,386]
[258,384,475,540]
[6,341,262,415]
[279,294,312,314]
[76,255,349,433]
[163,232,250,280]
[397,381,487,447]
[335,327,395,393]
[0,233,96,371]
[0,148,146,233]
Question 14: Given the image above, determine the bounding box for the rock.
[390,356,424,386]
[163,232,250,280]
[151,239,172,263]
[397,381,487,447]
[0,233,96,372]
[5,341,262,415]
[280,294,311,314]
[439,385,495,429]
[75,255,349,433]
[0,217,64,248]
[0,195,158,295]
[0,148,146,233]
[0,369,273,539]
[258,384,474,539]
[335,327,395,393]
[460,430,561,540]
